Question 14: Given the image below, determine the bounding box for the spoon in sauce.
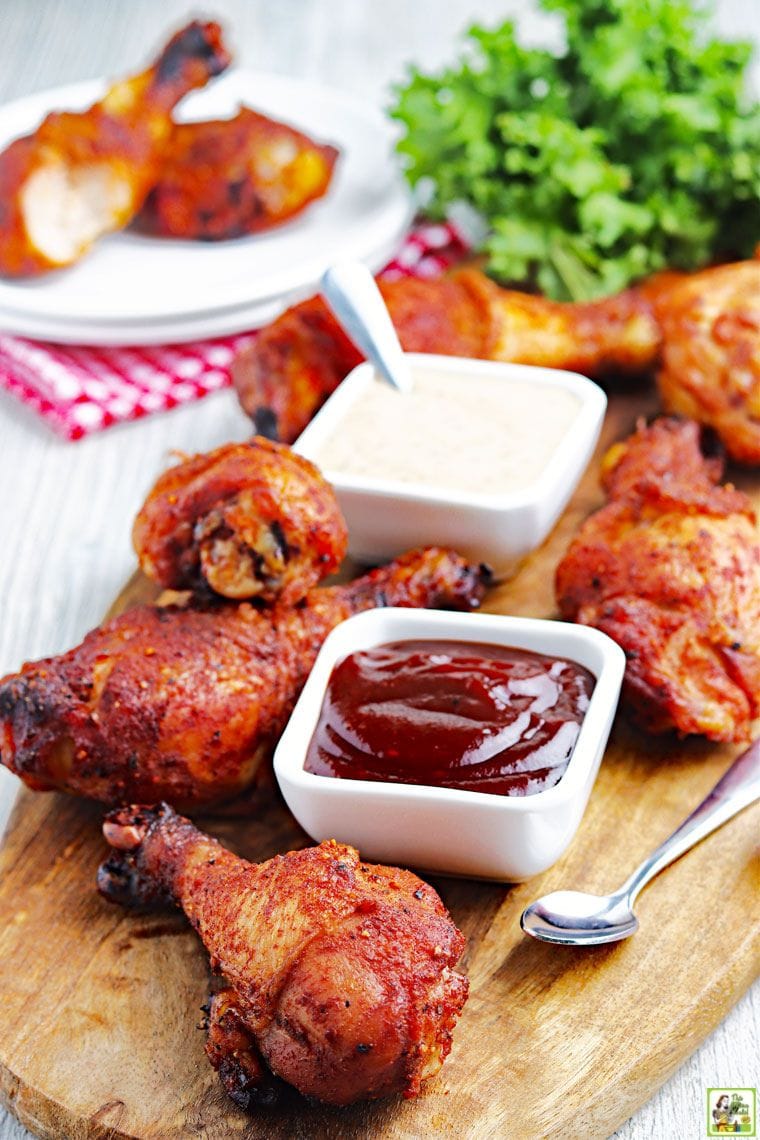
[321,260,413,394]
[521,737,760,946]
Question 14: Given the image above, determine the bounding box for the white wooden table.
[0,2,757,1137]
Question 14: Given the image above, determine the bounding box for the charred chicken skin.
[0,21,230,277]
[98,803,468,1106]
[0,548,487,809]
[556,417,760,741]
[232,267,662,442]
[135,107,339,241]
[132,438,347,603]
[232,259,760,466]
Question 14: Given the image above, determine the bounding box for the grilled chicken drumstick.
[0,548,487,809]
[98,803,468,1106]
[135,107,339,240]
[556,417,760,741]
[0,21,230,277]
[646,260,760,466]
[232,267,662,442]
[233,259,760,466]
[133,438,347,603]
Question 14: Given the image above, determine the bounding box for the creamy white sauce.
[310,366,581,497]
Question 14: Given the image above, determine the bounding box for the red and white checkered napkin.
[0,221,470,441]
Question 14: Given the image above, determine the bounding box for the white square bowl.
[274,608,625,882]
[293,354,606,577]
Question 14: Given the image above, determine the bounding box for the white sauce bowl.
[294,354,607,577]
[274,609,625,882]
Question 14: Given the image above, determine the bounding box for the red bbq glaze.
[304,639,595,796]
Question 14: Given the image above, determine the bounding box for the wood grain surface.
[0,393,758,1140]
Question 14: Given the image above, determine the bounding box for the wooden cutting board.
[0,391,758,1140]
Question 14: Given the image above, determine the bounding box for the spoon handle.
[621,737,760,903]
[321,261,413,394]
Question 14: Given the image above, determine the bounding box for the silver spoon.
[521,737,760,946]
[321,261,413,394]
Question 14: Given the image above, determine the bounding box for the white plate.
[0,295,287,346]
[0,70,413,339]
[0,222,404,346]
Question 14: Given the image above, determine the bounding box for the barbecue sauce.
[304,640,594,796]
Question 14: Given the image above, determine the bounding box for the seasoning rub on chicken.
[556,417,760,742]
[645,259,760,466]
[0,548,487,809]
[132,437,348,604]
[98,803,468,1107]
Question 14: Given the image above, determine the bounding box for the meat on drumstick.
[0,548,488,809]
[555,417,760,741]
[0,21,230,277]
[98,803,468,1107]
[132,437,348,603]
[644,259,760,466]
[134,107,338,240]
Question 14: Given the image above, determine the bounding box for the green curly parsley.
[390,0,760,300]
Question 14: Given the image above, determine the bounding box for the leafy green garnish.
[390,0,760,299]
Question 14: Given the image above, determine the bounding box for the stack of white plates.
[0,70,414,345]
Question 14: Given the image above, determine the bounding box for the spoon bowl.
[521,889,639,945]
[520,737,760,947]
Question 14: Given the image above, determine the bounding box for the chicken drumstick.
[648,260,760,466]
[98,803,468,1106]
[556,417,760,741]
[133,437,347,603]
[0,548,488,808]
[233,258,760,466]
[0,21,230,277]
[232,267,662,442]
[134,107,339,241]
